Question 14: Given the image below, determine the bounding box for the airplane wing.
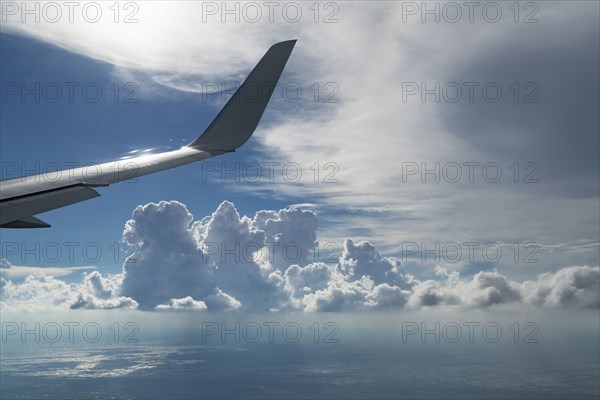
[0,40,297,228]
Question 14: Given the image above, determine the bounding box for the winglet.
[187,40,297,152]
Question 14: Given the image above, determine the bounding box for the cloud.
[156,296,207,311]
[120,200,214,309]
[70,294,138,310]
[303,276,375,312]
[303,277,412,312]
[465,271,522,307]
[407,269,523,309]
[118,200,416,312]
[301,239,414,311]
[0,258,96,279]
[408,280,451,308]
[253,207,318,268]
[520,266,600,309]
[0,270,136,312]
[1,274,78,312]
[1,200,598,312]
[119,200,286,311]
[366,283,413,310]
[70,271,138,310]
[1,2,281,79]
[202,288,242,311]
[284,263,331,295]
[407,266,599,310]
[336,239,407,287]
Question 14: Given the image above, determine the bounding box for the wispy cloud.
[0,260,95,279]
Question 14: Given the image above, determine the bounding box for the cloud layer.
[2,201,598,312]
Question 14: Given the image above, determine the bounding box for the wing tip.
[187,39,297,152]
[272,39,297,48]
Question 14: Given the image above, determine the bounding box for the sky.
[0,1,599,399]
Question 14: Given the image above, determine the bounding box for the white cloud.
[408,280,453,308]
[120,200,216,309]
[465,271,523,307]
[118,200,415,312]
[303,276,375,312]
[203,288,242,311]
[300,239,415,312]
[70,294,138,310]
[1,274,78,312]
[0,258,96,279]
[366,283,413,310]
[336,239,407,287]
[253,207,318,269]
[1,1,281,78]
[407,266,599,310]
[1,201,598,313]
[520,266,600,309]
[0,269,136,311]
[155,296,207,311]
[284,263,331,295]
[70,271,138,310]
[120,200,286,311]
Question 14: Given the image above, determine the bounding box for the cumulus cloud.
[408,280,458,308]
[366,283,413,310]
[1,201,598,312]
[117,200,417,312]
[0,270,136,312]
[284,263,331,295]
[303,276,376,312]
[254,207,318,268]
[302,239,414,311]
[407,268,523,309]
[302,276,412,312]
[1,275,78,312]
[156,296,207,311]
[465,271,522,307]
[407,266,599,310]
[121,200,213,309]
[70,294,138,310]
[70,271,138,310]
[520,266,600,309]
[120,200,286,311]
[336,240,407,287]
[203,289,242,311]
